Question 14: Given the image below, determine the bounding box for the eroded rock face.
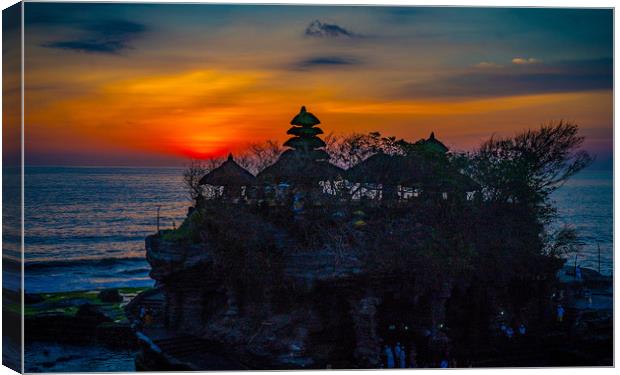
[349,296,382,367]
[142,229,612,369]
[144,232,384,368]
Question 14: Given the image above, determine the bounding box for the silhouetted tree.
[470,121,592,221]
[325,131,403,169]
[237,140,284,174]
[183,159,224,204]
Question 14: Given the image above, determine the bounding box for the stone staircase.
[150,333,244,370]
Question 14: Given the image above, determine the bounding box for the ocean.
[22,166,613,293]
[24,167,188,293]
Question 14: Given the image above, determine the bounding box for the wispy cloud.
[304,20,358,38]
[399,58,611,98]
[42,19,146,54]
[512,57,541,65]
[292,55,360,70]
[473,61,503,69]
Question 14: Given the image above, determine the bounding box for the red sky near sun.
[16,4,613,166]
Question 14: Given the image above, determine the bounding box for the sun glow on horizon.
[22,4,612,166]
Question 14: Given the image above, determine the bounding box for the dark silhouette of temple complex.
[199,106,475,205]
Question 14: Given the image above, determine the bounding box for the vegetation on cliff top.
[150,121,595,365]
[165,122,589,303]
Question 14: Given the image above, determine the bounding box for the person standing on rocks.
[557,304,565,323]
[399,346,407,368]
[144,307,154,326]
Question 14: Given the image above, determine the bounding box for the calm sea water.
[22,166,613,293]
[550,168,613,275]
[24,167,188,293]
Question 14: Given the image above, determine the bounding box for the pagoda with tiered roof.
[257,106,342,183]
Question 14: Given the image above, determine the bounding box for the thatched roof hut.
[430,168,479,192]
[409,154,479,193]
[257,151,343,184]
[199,154,256,187]
[413,132,449,154]
[346,151,479,198]
[346,153,420,185]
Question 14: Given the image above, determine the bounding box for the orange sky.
[20,4,613,166]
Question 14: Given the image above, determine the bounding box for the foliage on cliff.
[173,122,589,309]
[198,203,285,301]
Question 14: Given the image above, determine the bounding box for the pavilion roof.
[346,152,479,191]
[199,154,256,186]
[257,151,343,183]
[414,132,449,154]
[346,153,420,185]
[290,106,321,127]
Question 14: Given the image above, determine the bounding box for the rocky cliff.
[131,203,612,369]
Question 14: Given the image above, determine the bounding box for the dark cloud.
[42,40,126,54]
[399,58,612,98]
[83,19,146,39]
[292,56,360,70]
[41,19,146,54]
[305,20,358,38]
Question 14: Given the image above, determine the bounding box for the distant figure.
[384,345,395,369]
[399,346,406,368]
[556,304,565,323]
[292,192,304,213]
[500,323,507,333]
[395,342,402,359]
[139,305,146,319]
[144,307,153,326]
[583,289,593,307]
[518,324,526,336]
[575,266,582,281]
[505,326,514,339]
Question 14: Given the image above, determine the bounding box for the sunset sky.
[23,3,613,167]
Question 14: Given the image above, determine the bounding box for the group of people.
[499,322,527,339]
[382,343,413,368]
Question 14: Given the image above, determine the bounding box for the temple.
[125,107,607,371]
[197,106,475,206]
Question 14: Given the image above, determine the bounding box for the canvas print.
[1,2,614,372]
